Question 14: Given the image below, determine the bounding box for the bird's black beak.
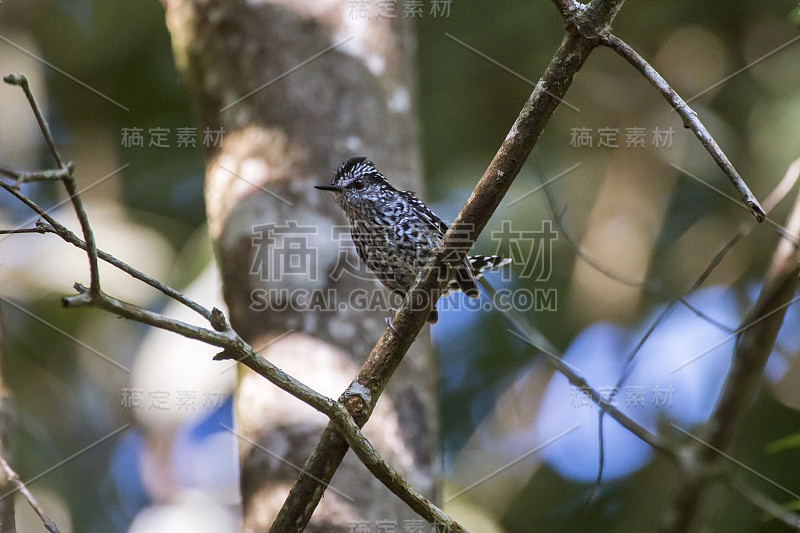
[315,184,343,192]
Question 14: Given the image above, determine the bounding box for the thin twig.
[476,278,674,456]
[661,166,800,532]
[61,285,339,412]
[59,284,468,529]
[0,228,49,235]
[576,410,606,532]
[537,158,764,343]
[762,158,800,214]
[3,76,63,168]
[599,35,765,222]
[613,156,800,403]
[0,165,70,186]
[583,158,800,503]
[536,159,744,369]
[0,450,60,533]
[727,477,800,530]
[61,169,102,296]
[4,75,102,297]
[536,162,657,291]
[0,180,213,320]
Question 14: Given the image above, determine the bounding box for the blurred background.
[1,0,800,531]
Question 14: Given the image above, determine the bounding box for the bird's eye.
[352,179,365,190]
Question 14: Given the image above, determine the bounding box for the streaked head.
[315,157,391,197]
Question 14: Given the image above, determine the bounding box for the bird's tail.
[468,254,512,277]
[446,254,511,299]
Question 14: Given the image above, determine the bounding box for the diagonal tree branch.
[599,34,765,222]
[1,73,467,531]
[272,0,763,532]
[272,0,630,529]
[551,0,580,20]
[64,289,465,529]
[661,163,800,532]
[480,284,675,457]
[0,447,60,533]
[614,157,800,397]
[727,477,800,530]
[61,286,466,529]
[0,179,213,320]
[279,0,770,525]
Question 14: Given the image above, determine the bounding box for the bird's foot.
[385,308,397,333]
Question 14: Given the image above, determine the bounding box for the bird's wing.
[399,190,449,236]
[399,190,479,298]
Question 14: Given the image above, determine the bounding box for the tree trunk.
[162,1,438,530]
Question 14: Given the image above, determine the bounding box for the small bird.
[316,157,510,324]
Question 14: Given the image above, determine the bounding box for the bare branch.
[61,169,101,296]
[0,179,213,321]
[661,164,800,532]
[476,279,675,457]
[727,477,800,530]
[612,158,800,392]
[59,284,468,529]
[558,159,799,501]
[600,34,765,222]
[0,448,61,533]
[4,74,102,296]
[273,0,629,529]
[0,84,465,529]
[0,165,70,186]
[3,75,63,168]
[0,227,49,235]
[60,285,342,416]
[551,0,579,20]
[328,408,468,532]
